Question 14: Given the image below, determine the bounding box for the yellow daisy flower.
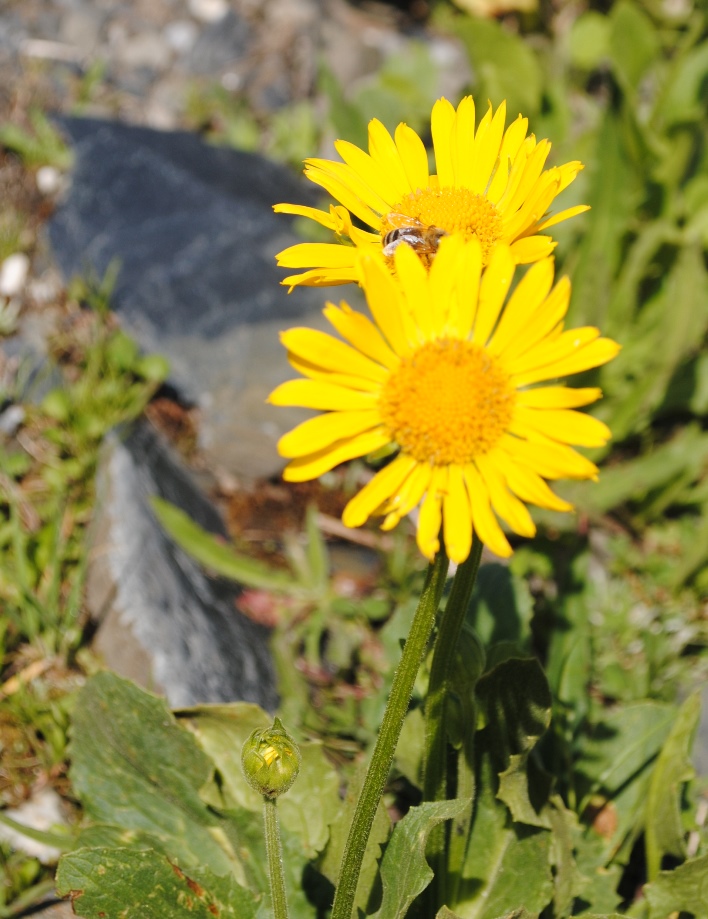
[274,96,588,290]
[269,237,619,563]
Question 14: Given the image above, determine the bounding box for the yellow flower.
[269,237,619,563]
[274,96,588,290]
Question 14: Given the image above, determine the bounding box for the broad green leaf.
[658,40,708,127]
[69,673,239,877]
[609,1,660,92]
[645,854,708,918]
[645,693,700,881]
[434,10,542,117]
[397,706,425,788]
[576,701,676,797]
[370,799,470,919]
[457,767,553,918]
[545,796,582,915]
[567,110,642,330]
[465,565,533,649]
[150,496,297,591]
[568,12,610,70]
[475,658,552,827]
[56,846,260,919]
[178,703,341,859]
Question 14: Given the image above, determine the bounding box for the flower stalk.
[330,549,449,919]
[263,796,289,919]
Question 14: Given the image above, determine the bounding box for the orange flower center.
[379,339,516,466]
[381,187,503,265]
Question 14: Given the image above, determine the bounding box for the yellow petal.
[453,95,477,187]
[470,100,506,195]
[273,203,339,229]
[508,235,557,264]
[475,453,536,538]
[511,406,612,448]
[324,302,400,370]
[281,327,389,383]
[283,428,391,482]
[335,138,403,210]
[417,467,446,560]
[535,204,590,233]
[516,386,602,409]
[473,244,515,346]
[395,243,433,338]
[499,138,552,215]
[488,257,555,357]
[278,410,381,458]
[510,333,621,387]
[367,118,412,202]
[304,159,387,226]
[463,464,512,558]
[276,242,359,269]
[443,464,472,563]
[395,122,430,192]
[343,454,417,527]
[447,237,483,340]
[498,433,598,481]
[500,276,571,364]
[268,378,377,410]
[381,462,433,529]
[288,352,381,392]
[360,255,417,356]
[493,451,573,512]
[281,267,360,290]
[431,97,456,188]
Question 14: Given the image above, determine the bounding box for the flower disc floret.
[380,340,515,466]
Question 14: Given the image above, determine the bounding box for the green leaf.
[473,658,552,829]
[645,693,700,881]
[150,496,297,591]
[370,799,470,919]
[567,110,642,330]
[69,673,240,878]
[457,757,553,918]
[465,565,533,649]
[576,702,676,797]
[434,11,543,118]
[658,40,708,127]
[568,12,610,71]
[645,854,708,918]
[609,1,660,92]
[56,846,260,919]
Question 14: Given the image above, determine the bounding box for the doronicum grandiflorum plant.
[268,218,620,917]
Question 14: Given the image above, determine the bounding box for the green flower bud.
[241,717,301,798]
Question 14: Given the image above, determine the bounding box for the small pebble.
[36,165,63,195]
[0,788,66,864]
[188,0,230,24]
[0,404,26,436]
[0,253,30,297]
[164,20,198,54]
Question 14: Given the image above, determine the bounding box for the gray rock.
[186,10,252,74]
[48,117,337,479]
[87,419,278,710]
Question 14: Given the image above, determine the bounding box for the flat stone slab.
[49,117,339,479]
[87,419,278,710]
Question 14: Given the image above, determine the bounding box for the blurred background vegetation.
[1,0,707,914]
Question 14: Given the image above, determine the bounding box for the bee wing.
[383,212,425,230]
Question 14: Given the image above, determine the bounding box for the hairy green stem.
[422,536,483,910]
[330,550,449,919]
[264,796,289,919]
